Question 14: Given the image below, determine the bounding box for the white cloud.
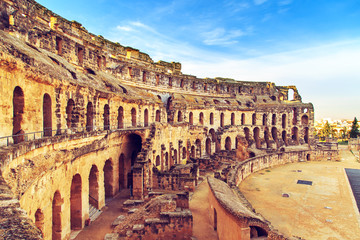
[202,28,245,46]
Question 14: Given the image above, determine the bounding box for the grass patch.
[265,169,271,172]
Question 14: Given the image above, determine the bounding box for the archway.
[13,86,25,143]
[301,115,309,125]
[252,113,256,125]
[244,127,250,144]
[241,113,245,125]
[86,102,93,131]
[43,93,52,136]
[131,108,136,127]
[35,208,44,236]
[156,110,161,122]
[250,226,268,238]
[293,107,298,125]
[272,113,276,125]
[66,99,75,129]
[254,127,260,148]
[282,130,288,146]
[189,112,193,125]
[195,139,201,157]
[89,165,99,208]
[199,112,204,125]
[264,129,270,148]
[210,112,214,125]
[52,191,62,240]
[165,152,169,169]
[70,174,82,230]
[282,114,286,128]
[206,138,211,155]
[173,149,178,164]
[292,127,299,144]
[190,146,195,158]
[271,127,278,147]
[104,159,114,198]
[120,134,142,190]
[144,109,149,127]
[304,127,309,144]
[178,111,183,122]
[209,128,216,142]
[231,113,235,125]
[214,208,217,231]
[225,137,231,150]
[182,147,187,159]
[118,106,124,129]
[156,155,160,166]
[104,104,110,130]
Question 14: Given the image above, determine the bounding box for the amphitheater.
[0,0,342,239]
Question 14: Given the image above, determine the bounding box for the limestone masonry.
[0,0,338,239]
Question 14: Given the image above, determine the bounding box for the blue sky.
[37,0,360,120]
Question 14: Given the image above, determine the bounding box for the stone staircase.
[89,204,102,222]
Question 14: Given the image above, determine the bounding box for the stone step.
[89,204,102,222]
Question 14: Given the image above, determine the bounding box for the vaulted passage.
[225,137,231,150]
[43,93,52,136]
[70,174,82,230]
[52,191,62,240]
[104,104,110,130]
[104,159,114,198]
[89,165,99,208]
[13,86,24,143]
[119,134,142,191]
[250,226,268,238]
[35,208,44,236]
[86,102,94,131]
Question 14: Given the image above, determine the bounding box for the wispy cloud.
[202,28,246,46]
[254,0,268,6]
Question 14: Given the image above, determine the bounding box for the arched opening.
[231,113,235,126]
[288,89,294,101]
[89,165,99,208]
[70,174,82,230]
[209,128,216,142]
[118,106,124,129]
[213,208,217,231]
[252,113,256,125]
[210,112,214,125]
[215,137,221,153]
[43,93,52,136]
[225,137,232,150]
[264,129,270,148]
[220,113,224,127]
[156,155,160,166]
[156,110,161,122]
[206,138,211,155]
[104,159,114,198]
[86,102,93,131]
[272,114,276,125]
[189,112,193,125]
[249,152,255,158]
[244,127,250,144]
[13,86,25,143]
[250,226,268,238]
[241,113,245,125]
[144,109,149,127]
[120,134,142,191]
[301,115,309,125]
[199,112,204,125]
[104,104,110,130]
[271,127,278,147]
[35,208,44,236]
[173,149,178,164]
[292,127,299,144]
[250,163,254,173]
[282,114,286,129]
[306,154,311,161]
[66,99,75,129]
[292,107,298,125]
[196,139,201,157]
[52,191,62,240]
[262,114,267,126]
[254,127,260,148]
[304,127,309,144]
[282,130,287,146]
[190,146,196,158]
[180,79,184,88]
[165,152,169,169]
[178,111,183,122]
[131,108,136,127]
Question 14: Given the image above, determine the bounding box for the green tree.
[349,117,359,138]
[318,121,333,141]
[340,126,348,141]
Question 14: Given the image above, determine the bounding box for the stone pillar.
[132,165,143,199]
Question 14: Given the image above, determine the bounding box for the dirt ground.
[240,146,360,240]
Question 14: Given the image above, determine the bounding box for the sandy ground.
[240,146,360,240]
[74,190,130,240]
[190,179,219,240]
